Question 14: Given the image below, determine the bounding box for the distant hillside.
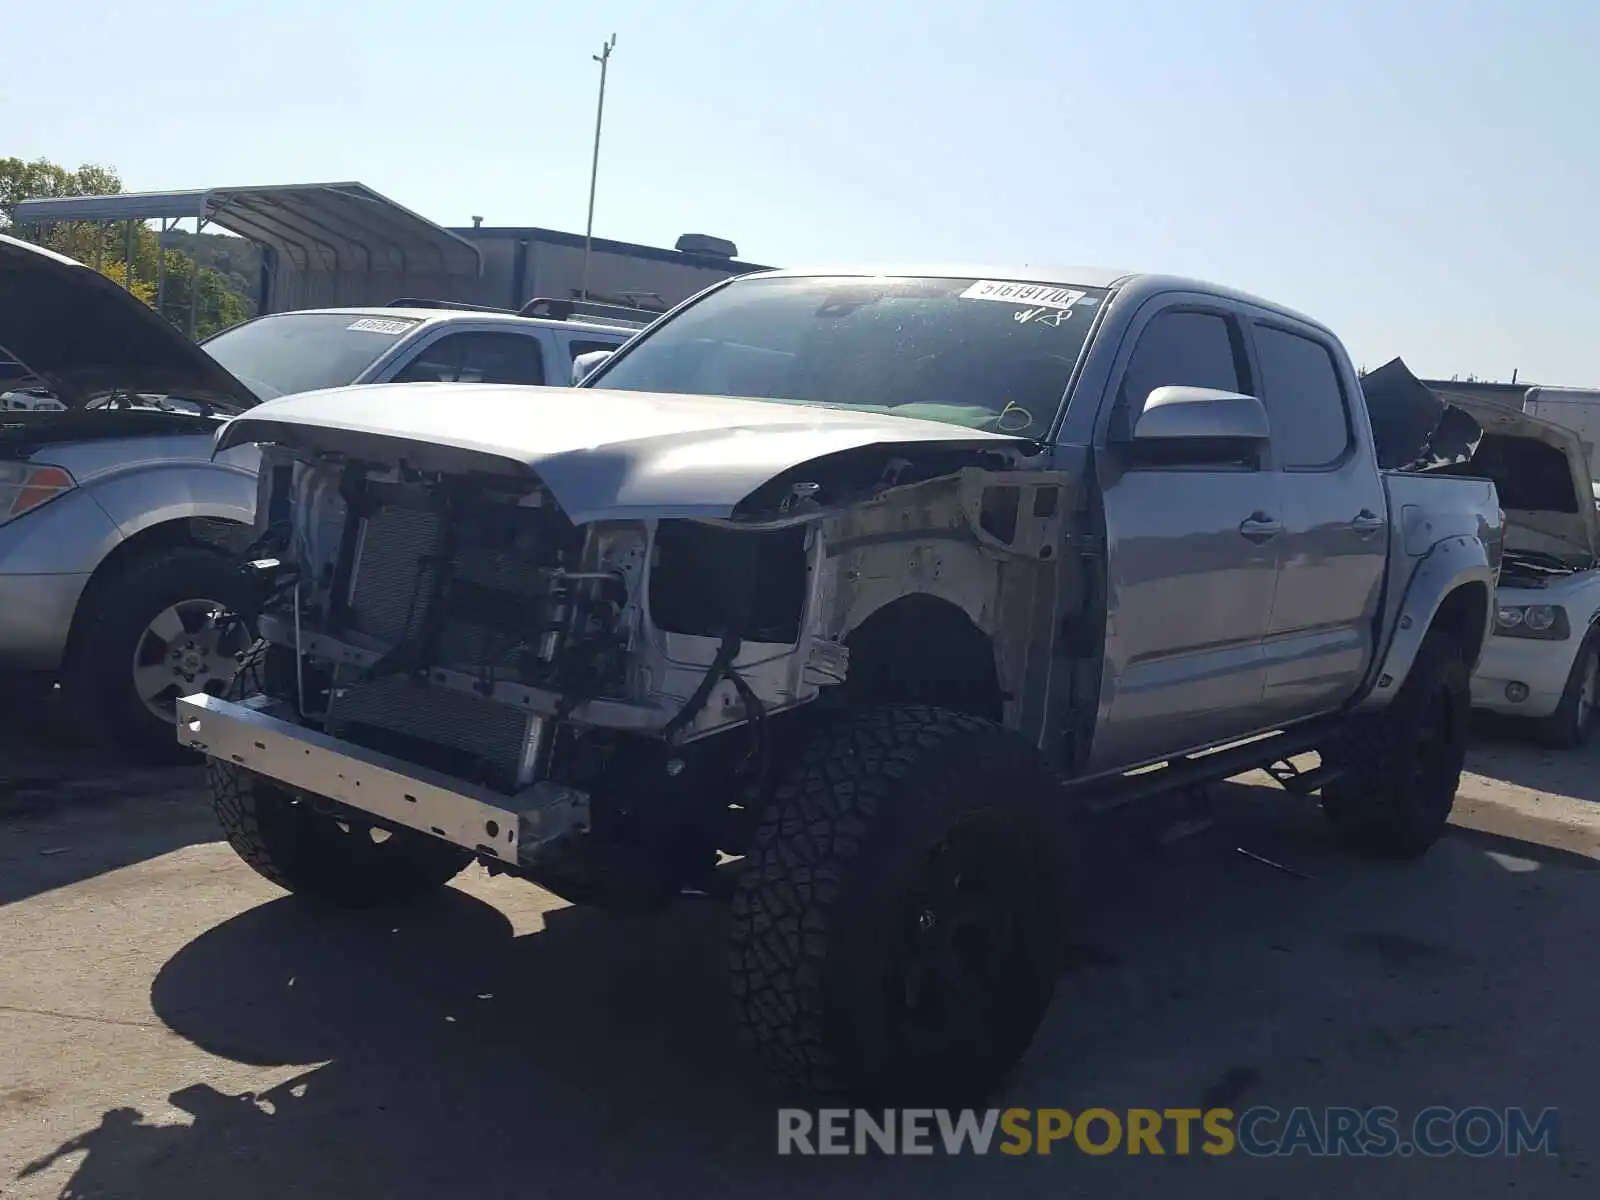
[162,229,262,305]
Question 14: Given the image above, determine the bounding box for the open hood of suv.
[1445,394,1600,565]
[0,234,258,412]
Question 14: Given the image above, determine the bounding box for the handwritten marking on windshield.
[1013,307,1076,328]
[995,402,1036,431]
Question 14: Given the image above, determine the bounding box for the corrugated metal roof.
[12,182,481,277]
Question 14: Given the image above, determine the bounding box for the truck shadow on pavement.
[18,777,1600,1200]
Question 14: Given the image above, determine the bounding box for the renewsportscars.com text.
[777,1106,1560,1158]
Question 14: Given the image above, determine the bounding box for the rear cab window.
[1251,324,1352,469]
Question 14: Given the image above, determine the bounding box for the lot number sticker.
[346,317,418,335]
[960,280,1088,311]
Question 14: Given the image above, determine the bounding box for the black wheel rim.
[892,813,1035,1058]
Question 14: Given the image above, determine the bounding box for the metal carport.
[12,182,483,334]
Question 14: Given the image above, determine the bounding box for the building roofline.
[451,225,770,273]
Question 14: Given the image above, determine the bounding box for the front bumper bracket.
[176,693,589,866]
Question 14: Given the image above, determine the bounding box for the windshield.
[201,312,421,400]
[589,275,1109,437]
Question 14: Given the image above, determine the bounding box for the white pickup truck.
[181,266,1503,1103]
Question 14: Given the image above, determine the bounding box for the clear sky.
[6,0,1595,384]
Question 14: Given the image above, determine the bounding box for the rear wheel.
[208,643,471,907]
[729,705,1065,1105]
[1320,628,1469,858]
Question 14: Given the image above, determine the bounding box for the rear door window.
[390,331,547,385]
[1253,325,1351,468]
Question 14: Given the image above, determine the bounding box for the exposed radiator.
[348,504,441,645]
[328,671,535,788]
[330,493,560,788]
[346,500,554,667]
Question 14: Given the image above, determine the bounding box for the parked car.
[0,234,644,759]
[1456,398,1600,746]
[178,265,1503,1103]
[1,389,65,411]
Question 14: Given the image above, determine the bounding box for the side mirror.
[1132,386,1270,443]
[571,349,614,386]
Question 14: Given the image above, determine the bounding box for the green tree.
[1,155,253,338]
[157,247,252,335]
[0,156,128,270]
[98,260,156,306]
[0,157,122,219]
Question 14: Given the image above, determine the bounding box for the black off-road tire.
[1531,626,1600,750]
[208,642,472,908]
[730,705,1066,1105]
[67,544,253,763]
[1320,628,1470,859]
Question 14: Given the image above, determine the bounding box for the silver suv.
[0,234,644,758]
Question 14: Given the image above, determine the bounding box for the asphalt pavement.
[1,695,1596,1198]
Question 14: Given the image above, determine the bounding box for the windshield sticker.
[959,280,1089,311]
[346,317,417,335]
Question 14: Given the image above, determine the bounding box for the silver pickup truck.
[179,266,1503,1104]
[0,234,639,758]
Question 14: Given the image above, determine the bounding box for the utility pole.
[580,33,617,302]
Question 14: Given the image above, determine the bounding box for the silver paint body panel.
[215,383,1027,523]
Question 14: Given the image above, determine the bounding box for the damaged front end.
[181,396,1058,909]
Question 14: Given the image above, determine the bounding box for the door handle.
[1350,509,1386,538]
[1239,512,1283,543]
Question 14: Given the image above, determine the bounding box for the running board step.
[1266,760,1347,796]
[1080,724,1335,816]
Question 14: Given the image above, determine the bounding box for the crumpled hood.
[214,381,1029,523]
[0,233,258,412]
[1360,357,1483,471]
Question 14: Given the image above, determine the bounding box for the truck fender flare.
[1354,534,1495,712]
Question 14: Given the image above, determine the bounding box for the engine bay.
[241,448,853,795]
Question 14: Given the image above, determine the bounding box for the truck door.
[1089,301,1281,771]
[1247,317,1388,725]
